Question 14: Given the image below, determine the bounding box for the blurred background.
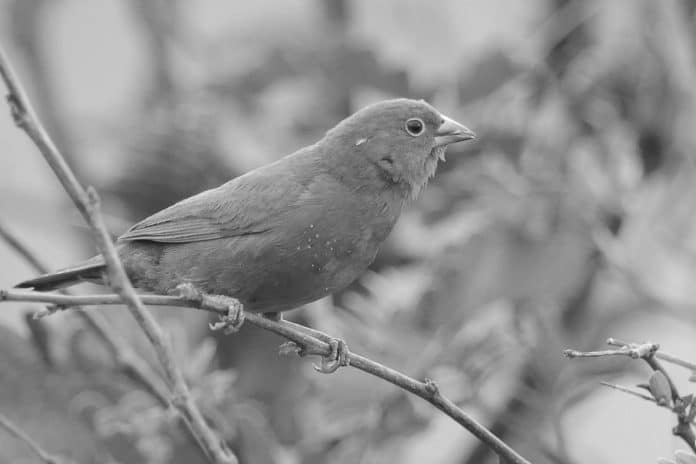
[2,0,696,463]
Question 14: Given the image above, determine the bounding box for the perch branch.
[0,289,532,464]
[0,45,235,464]
[0,412,76,464]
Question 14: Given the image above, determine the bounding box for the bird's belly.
[130,228,380,313]
[241,231,378,312]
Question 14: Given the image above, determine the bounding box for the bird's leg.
[268,313,350,374]
[175,283,245,334]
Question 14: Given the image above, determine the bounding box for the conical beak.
[433,114,476,147]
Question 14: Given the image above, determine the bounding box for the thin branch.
[655,352,696,371]
[563,347,641,359]
[0,412,76,464]
[0,222,50,273]
[605,339,680,403]
[599,381,662,404]
[0,289,533,464]
[566,338,696,453]
[0,45,235,464]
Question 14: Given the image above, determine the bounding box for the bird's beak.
[433,114,476,147]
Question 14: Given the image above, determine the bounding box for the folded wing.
[119,168,308,244]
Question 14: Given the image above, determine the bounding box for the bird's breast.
[242,192,402,312]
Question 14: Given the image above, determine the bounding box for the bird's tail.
[15,256,106,291]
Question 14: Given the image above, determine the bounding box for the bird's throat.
[431,145,447,162]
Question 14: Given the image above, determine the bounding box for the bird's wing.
[118,166,309,244]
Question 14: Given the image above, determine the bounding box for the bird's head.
[322,99,475,198]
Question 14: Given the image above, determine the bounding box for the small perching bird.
[17,99,475,368]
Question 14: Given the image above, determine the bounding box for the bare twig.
[8,0,81,171]
[655,352,696,383]
[606,338,696,377]
[599,381,664,404]
[0,222,49,272]
[565,338,696,453]
[0,289,532,464]
[0,412,76,464]
[564,341,658,361]
[563,347,648,359]
[605,339,680,403]
[0,45,235,464]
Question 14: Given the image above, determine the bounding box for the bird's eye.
[405,118,424,136]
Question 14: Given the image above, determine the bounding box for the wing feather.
[118,164,310,244]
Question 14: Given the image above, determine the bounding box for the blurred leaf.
[458,49,519,104]
[676,450,696,464]
[0,325,130,462]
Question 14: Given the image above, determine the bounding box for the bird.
[16,98,474,367]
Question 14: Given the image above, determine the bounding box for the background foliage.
[2,1,696,463]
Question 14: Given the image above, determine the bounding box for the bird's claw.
[207,299,245,334]
[278,338,349,373]
[175,283,245,334]
[175,282,203,301]
[312,338,350,374]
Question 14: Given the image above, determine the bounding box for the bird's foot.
[275,319,350,374]
[175,282,202,301]
[312,337,350,374]
[175,283,245,334]
[208,299,245,334]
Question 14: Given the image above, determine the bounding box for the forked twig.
[0,45,236,464]
[565,338,696,453]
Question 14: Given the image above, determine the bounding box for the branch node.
[85,185,100,208]
[424,378,440,397]
[630,342,659,359]
[170,391,188,411]
[5,93,26,127]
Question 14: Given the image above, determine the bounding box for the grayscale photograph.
[0,1,694,463]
